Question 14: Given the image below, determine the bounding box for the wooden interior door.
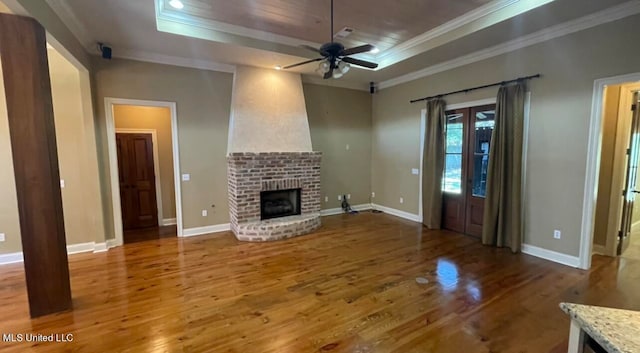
[442,104,496,237]
[116,133,159,230]
[619,95,640,255]
[442,109,468,233]
[464,105,496,237]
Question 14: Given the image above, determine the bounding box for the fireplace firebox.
[260,188,301,220]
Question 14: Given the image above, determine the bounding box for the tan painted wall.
[0,58,21,253]
[304,83,372,209]
[593,86,622,247]
[114,105,176,220]
[91,58,234,234]
[372,14,640,257]
[228,66,312,152]
[0,48,104,254]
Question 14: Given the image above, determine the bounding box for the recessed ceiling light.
[275,66,282,70]
[370,46,380,54]
[169,0,184,9]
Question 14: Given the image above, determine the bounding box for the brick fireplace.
[227,152,322,241]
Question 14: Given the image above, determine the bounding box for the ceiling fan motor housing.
[320,42,345,58]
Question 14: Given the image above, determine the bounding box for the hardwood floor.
[124,225,177,244]
[0,212,638,352]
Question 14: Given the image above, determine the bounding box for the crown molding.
[113,48,236,74]
[374,0,540,68]
[378,0,640,90]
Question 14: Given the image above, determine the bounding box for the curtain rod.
[409,74,541,104]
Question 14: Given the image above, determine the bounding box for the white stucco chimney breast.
[227,66,312,153]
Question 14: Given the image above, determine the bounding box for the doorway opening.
[591,82,640,260]
[106,99,182,245]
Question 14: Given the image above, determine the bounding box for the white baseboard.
[371,203,422,223]
[0,241,112,266]
[592,244,607,255]
[0,252,23,265]
[67,242,97,255]
[162,218,177,226]
[320,203,373,216]
[521,244,581,268]
[106,238,120,249]
[93,242,108,253]
[182,223,231,237]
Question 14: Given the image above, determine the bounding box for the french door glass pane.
[474,109,495,153]
[444,154,462,193]
[472,154,490,197]
[446,113,463,153]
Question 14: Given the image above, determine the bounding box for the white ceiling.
[42,0,639,90]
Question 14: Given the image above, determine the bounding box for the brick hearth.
[227,152,322,241]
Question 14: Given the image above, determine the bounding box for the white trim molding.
[116,128,165,227]
[371,204,422,223]
[446,98,497,111]
[580,72,640,270]
[105,98,183,246]
[0,252,23,266]
[1,242,111,266]
[182,224,231,237]
[320,204,373,217]
[379,1,640,89]
[162,218,178,226]
[115,48,236,74]
[521,244,581,268]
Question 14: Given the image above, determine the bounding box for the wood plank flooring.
[0,212,638,352]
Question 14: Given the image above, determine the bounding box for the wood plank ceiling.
[169,0,494,51]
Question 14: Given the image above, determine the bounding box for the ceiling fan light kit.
[280,0,378,79]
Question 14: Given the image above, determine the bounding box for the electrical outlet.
[60,179,65,188]
[0,233,5,242]
[553,230,561,239]
[347,194,351,200]
[338,195,342,201]
[346,144,350,150]
[202,210,208,217]
[324,196,329,202]
[182,174,191,181]
[400,197,404,204]
[371,192,375,198]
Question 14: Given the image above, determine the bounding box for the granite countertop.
[560,303,640,353]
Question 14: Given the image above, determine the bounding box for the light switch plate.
[324,196,328,202]
[347,194,351,199]
[411,168,419,175]
[202,210,208,217]
[371,192,375,198]
[338,195,342,201]
[400,197,404,204]
[346,144,350,150]
[60,179,65,188]
[182,174,190,181]
[0,233,5,242]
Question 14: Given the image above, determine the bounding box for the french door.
[618,93,640,255]
[442,104,496,237]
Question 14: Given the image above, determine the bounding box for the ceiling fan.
[280,0,379,79]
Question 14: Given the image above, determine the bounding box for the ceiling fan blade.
[300,45,321,54]
[342,56,378,69]
[341,44,375,56]
[282,57,324,69]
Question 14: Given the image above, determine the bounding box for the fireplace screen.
[260,188,301,220]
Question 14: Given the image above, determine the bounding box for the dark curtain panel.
[482,82,526,252]
[422,98,447,229]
